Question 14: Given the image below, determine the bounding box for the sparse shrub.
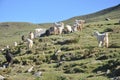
[109,43,120,48]
[56,37,80,45]
[104,28,113,32]
[57,75,69,80]
[73,66,85,73]
[61,46,74,51]
[26,50,32,54]
[112,67,120,76]
[39,37,52,42]
[100,24,103,26]
[22,60,28,65]
[107,23,112,25]
[96,54,108,60]
[13,57,21,64]
[45,55,51,63]
[0,68,11,74]
[16,69,22,73]
[86,24,91,27]
[93,59,120,74]
[35,61,43,65]
[97,24,100,26]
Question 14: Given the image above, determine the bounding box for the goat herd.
[0,19,109,68]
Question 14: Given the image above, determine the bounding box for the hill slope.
[64,4,120,24]
[0,4,120,46]
[0,4,120,80]
[0,19,120,80]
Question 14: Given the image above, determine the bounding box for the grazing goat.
[29,32,34,40]
[74,19,85,31]
[94,31,109,48]
[72,24,78,32]
[65,25,73,33]
[49,26,58,35]
[34,28,46,37]
[5,49,13,67]
[55,22,64,34]
[26,38,33,49]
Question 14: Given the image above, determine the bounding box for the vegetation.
[0,4,120,80]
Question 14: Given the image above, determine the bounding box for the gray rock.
[0,75,5,80]
[111,76,120,80]
[28,66,34,73]
[34,71,42,77]
[106,69,111,74]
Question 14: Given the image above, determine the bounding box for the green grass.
[0,5,120,80]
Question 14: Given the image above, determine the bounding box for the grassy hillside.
[0,22,48,47]
[0,19,120,80]
[0,4,120,80]
[0,4,120,47]
[64,4,120,24]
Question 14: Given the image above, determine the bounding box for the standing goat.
[74,19,85,31]
[26,38,33,49]
[55,22,64,34]
[29,32,34,40]
[94,31,109,48]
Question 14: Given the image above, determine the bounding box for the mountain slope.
[0,4,120,46]
[0,4,120,80]
[64,4,120,24]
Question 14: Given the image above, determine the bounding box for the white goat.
[94,31,109,48]
[29,32,34,40]
[74,19,85,31]
[55,22,64,34]
[26,38,33,49]
[72,24,78,32]
[34,28,46,37]
[65,25,73,33]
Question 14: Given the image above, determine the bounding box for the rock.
[34,71,42,77]
[55,49,61,55]
[28,66,34,73]
[0,75,5,80]
[91,60,102,64]
[111,76,120,80]
[97,71,102,74]
[106,69,111,74]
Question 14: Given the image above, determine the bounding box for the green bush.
[57,75,69,80]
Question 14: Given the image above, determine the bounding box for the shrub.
[104,28,113,32]
[57,75,69,80]
[56,38,80,45]
[73,66,85,73]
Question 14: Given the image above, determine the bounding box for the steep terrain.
[0,4,120,80]
[64,4,120,24]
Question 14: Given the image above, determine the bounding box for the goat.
[94,31,109,48]
[29,32,34,40]
[55,22,64,34]
[34,28,46,37]
[26,38,33,49]
[74,19,85,31]
[65,25,73,33]
[4,49,13,67]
